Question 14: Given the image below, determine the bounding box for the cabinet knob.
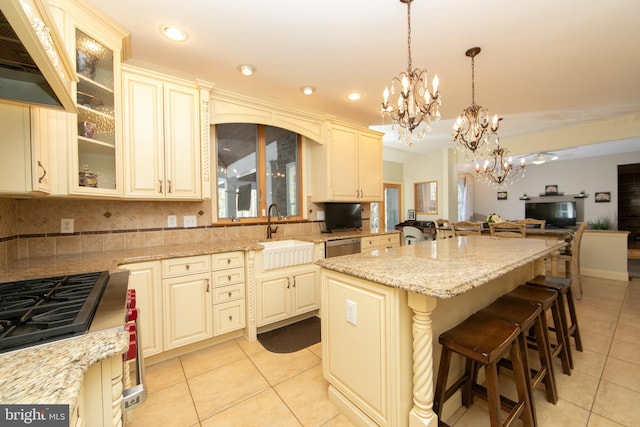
[186,264,190,270]
[227,258,231,264]
[228,292,232,297]
[228,275,231,281]
[228,315,233,321]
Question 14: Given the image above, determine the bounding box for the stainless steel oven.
[325,237,361,258]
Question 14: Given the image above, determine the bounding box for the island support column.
[407,292,439,427]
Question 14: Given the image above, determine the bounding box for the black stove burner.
[0,271,110,353]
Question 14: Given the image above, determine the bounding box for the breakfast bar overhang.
[317,236,566,427]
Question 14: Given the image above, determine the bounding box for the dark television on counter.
[324,203,362,232]
[525,201,577,227]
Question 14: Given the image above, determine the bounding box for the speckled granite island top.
[317,235,565,299]
[0,329,129,407]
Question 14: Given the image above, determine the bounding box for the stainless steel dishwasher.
[325,237,361,258]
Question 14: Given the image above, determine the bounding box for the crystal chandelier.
[476,146,526,188]
[453,47,501,159]
[381,0,441,148]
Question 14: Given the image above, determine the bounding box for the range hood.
[0,0,76,111]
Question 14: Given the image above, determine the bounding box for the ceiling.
[87,0,640,158]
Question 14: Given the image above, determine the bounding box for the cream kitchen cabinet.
[256,264,320,327]
[122,65,210,199]
[122,261,163,357]
[310,122,383,202]
[162,256,213,350]
[211,252,246,336]
[361,233,401,253]
[0,103,47,194]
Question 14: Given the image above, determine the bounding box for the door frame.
[381,182,402,232]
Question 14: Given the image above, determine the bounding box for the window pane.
[216,123,258,219]
[264,126,298,217]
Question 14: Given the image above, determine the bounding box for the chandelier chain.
[471,53,475,105]
[406,1,412,71]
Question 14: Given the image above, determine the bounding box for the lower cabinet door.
[163,273,213,349]
[256,274,290,327]
[291,267,320,317]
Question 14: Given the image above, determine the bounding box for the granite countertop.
[0,328,129,408]
[316,235,566,299]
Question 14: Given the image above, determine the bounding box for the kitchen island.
[317,235,566,427]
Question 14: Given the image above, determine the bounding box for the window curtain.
[457,173,474,221]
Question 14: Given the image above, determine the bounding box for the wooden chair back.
[489,221,527,238]
[435,219,453,239]
[569,221,589,298]
[516,218,546,229]
[451,221,482,236]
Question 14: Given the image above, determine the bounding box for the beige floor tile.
[592,380,640,426]
[602,357,640,393]
[200,389,302,427]
[250,348,321,386]
[571,348,607,377]
[578,304,620,323]
[320,413,356,426]
[308,341,322,359]
[534,398,590,426]
[235,336,266,356]
[613,323,640,345]
[580,330,614,355]
[580,314,619,338]
[587,413,626,426]
[188,358,271,420]
[128,381,199,427]
[609,337,640,365]
[617,311,640,328]
[180,340,247,378]
[144,357,186,393]
[275,365,339,426]
[553,368,600,410]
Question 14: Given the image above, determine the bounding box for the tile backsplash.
[0,197,370,266]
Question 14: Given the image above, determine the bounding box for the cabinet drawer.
[379,234,399,248]
[212,267,245,286]
[361,236,379,250]
[212,283,245,304]
[212,251,244,270]
[162,255,210,278]
[213,300,245,336]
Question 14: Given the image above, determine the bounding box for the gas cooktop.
[0,271,110,353]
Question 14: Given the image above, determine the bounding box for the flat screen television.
[324,203,362,232]
[525,201,577,227]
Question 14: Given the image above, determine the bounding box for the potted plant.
[589,217,611,230]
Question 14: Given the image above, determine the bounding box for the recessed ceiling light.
[347,92,362,101]
[302,86,315,95]
[161,25,188,42]
[239,65,256,76]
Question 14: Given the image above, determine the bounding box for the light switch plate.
[183,215,197,228]
[167,215,177,228]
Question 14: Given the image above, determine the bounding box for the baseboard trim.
[582,268,629,281]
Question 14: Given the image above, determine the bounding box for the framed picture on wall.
[408,209,416,220]
[595,192,611,203]
[545,185,559,195]
[497,191,508,200]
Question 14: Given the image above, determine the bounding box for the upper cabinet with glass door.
[48,0,129,197]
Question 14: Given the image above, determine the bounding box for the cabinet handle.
[228,292,232,297]
[227,275,231,281]
[228,315,233,321]
[206,278,210,292]
[286,277,291,289]
[186,264,190,270]
[227,258,231,264]
[37,161,47,183]
[158,180,163,193]
[292,276,296,288]
[168,179,173,193]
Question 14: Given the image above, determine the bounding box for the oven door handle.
[122,309,147,412]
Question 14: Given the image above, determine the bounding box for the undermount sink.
[260,239,314,270]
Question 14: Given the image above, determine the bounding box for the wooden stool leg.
[550,299,572,375]
[434,347,453,419]
[554,295,574,369]
[533,313,558,404]
[510,340,535,427]
[566,288,583,351]
[484,362,503,427]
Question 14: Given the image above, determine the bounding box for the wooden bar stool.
[434,312,534,427]
[508,285,572,376]
[480,295,558,411]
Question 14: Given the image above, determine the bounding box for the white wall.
[473,151,640,226]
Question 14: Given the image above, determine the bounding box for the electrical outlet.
[61,218,74,234]
[167,215,177,228]
[346,299,357,325]
[183,215,197,228]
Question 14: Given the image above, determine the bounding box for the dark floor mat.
[257,317,321,354]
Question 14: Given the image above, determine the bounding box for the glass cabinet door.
[74,28,117,192]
